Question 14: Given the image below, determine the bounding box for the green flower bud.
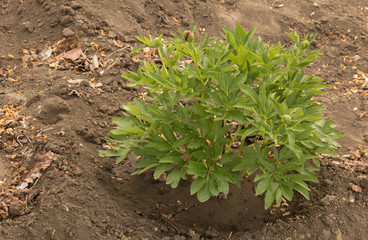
[153,37,162,48]
[150,122,159,131]
[301,40,310,50]
[183,30,194,42]
[282,114,292,124]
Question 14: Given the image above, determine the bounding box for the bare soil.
[0,0,367,239]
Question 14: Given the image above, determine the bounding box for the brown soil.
[0,0,368,239]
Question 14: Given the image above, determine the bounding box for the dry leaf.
[8,77,19,82]
[282,211,291,216]
[24,151,56,183]
[56,36,82,54]
[0,202,8,219]
[62,48,82,61]
[114,40,129,48]
[348,183,362,193]
[172,17,181,23]
[22,55,33,68]
[36,151,56,171]
[38,48,53,61]
[350,149,361,159]
[92,55,99,70]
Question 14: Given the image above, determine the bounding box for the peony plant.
[100,25,343,208]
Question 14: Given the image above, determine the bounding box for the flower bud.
[183,30,194,42]
[281,114,292,124]
[153,37,161,48]
[301,40,310,50]
[150,122,159,131]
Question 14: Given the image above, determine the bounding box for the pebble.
[160,225,169,233]
[61,6,75,16]
[158,186,169,194]
[190,233,201,240]
[204,227,219,238]
[60,15,74,27]
[360,178,368,190]
[218,193,228,199]
[88,23,97,30]
[320,195,338,206]
[323,179,334,186]
[49,19,58,28]
[63,28,75,38]
[109,68,119,76]
[8,204,22,217]
[321,229,331,239]
[22,21,35,33]
[71,2,83,9]
[108,31,117,39]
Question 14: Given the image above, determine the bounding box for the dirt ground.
[0,0,367,239]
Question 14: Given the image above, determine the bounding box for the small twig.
[25,135,32,143]
[227,231,233,239]
[81,51,92,64]
[103,48,125,60]
[39,127,53,133]
[95,231,108,239]
[16,136,23,146]
[30,177,40,190]
[106,60,120,70]
[25,196,28,209]
[165,220,180,234]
